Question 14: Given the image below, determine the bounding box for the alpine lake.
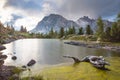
[2,39,120,80]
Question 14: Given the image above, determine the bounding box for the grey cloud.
[3,0,120,21]
[4,0,42,11]
[53,0,120,20]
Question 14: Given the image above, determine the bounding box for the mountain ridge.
[31,14,112,33]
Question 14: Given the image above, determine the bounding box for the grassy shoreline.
[21,57,120,80]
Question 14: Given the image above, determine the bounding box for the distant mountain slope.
[76,16,112,31]
[31,14,80,33]
[31,14,112,33]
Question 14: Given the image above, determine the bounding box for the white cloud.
[0,0,13,23]
[14,17,40,30]
[0,0,58,31]
[12,2,56,31]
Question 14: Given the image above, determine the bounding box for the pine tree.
[117,13,120,23]
[86,25,93,35]
[59,27,64,38]
[96,17,104,41]
[105,27,111,41]
[49,27,54,38]
[24,27,27,32]
[20,26,27,32]
[72,26,76,34]
[68,27,72,34]
[111,22,120,42]
[20,26,24,32]
[111,22,118,40]
[78,27,84,35]
[10,25,14,31]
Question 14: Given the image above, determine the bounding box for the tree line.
[1,13,120,42]
[96,14,120,42]
[44,13,120,42]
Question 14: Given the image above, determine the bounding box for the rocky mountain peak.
[31,14,80,33]
[77,16,95,22]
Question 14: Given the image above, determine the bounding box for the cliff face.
[31,14,80,33]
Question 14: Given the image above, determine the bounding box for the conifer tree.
[78,27,84,35]
[86,25,93,35]
[59,27,64,38]
[96,17,104,41]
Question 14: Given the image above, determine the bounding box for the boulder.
[0,60,4,66]
[0,55,7,60]
[12,56,17,60]
[27,59,36,66]
[0,45,6,51]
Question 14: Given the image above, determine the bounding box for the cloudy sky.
[0,0,120,30]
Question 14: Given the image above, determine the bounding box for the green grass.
[65,35,97,41]
[21,75,44,80]
[37,57,120,80]
[12,67,23,74]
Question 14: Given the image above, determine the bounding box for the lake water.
[2,39,120,79]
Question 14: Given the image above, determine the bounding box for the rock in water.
[0,55,7,60]
[0,45,6,51]
[0,60,4,66]
[27,59,36,66]
[12,56,17,60]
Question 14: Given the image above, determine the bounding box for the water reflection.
[2,39,120,67]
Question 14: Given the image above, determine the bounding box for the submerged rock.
[22,65,27,68]
[12,56,17,60]
[27,59,36,66]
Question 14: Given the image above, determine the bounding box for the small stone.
[12,56,17,60]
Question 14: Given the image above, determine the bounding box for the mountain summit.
[31,14,80,33]
[31,14,112,33]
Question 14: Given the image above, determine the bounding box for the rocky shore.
[0,39,22,80]
[0,50,22,80]
[0,65,19,80]
[64,41,120,52]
